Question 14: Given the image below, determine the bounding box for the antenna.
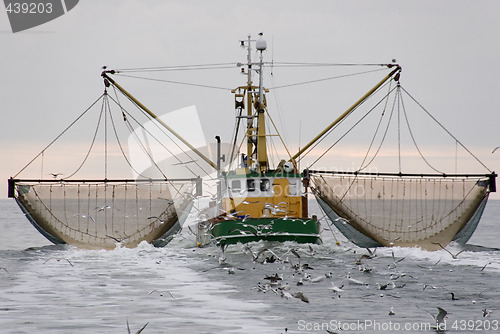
[257,33,266,109]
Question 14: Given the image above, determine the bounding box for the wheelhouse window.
[247,179,256,192]
[231,180,241,192]
[260,178,270,191]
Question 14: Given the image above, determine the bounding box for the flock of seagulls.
[205,240,496,333]
[5,217,494,334]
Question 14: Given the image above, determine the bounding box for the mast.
[245,35,254,167]
[236,33,269,172]
[255,34,268,172]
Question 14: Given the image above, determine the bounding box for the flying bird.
[420,306,448,329]
[434,307,448,327]
[43,258,74,267]
[148,290,175,299]
[432,242,467,259]
[127,320,149,334]
[292,291,310,303]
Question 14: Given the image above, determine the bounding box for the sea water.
[0,199,499,333]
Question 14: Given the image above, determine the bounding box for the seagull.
[49,173,63,178]
[310,275,325,283]
[228,228,257,237]
[147,216,166,224]
[422,284,438,290]
[492,146,500,154]
[148,290,175,299]
[127,320,149,334]
[331,283,344,293]
[73,213,95,223]
[96,205,112,212]
[432,242,467,259]
[434,307,448,327]
[243,245,268,262]
[383,236,401,246]
[290,248,301,259]
[481,262,492,271]
[388,250,405,269]
[388,307,395,315]
[264,273,283,283]
[355,254,374,265]
[43,258,74,267]
[308,245,316,256]
[292,291,309,303]
[346,272,366,286]
[377,282,396,290]
[421,306,448,329]
[482,309,492,317]
[280,290,293,299]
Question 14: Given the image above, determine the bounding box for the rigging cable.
[400,86,492,173]
[397,84,402,173]
[106,93,157,179]
[114,63,237,73]
[357,80,395,171]
[264,108,293,160]
[228,94,243,170]
[303,80,394,167]
[271,68,388,90]
[107,91,205,207]
[265,62,394,68]
[114,73,231,91]
[109,85,216,181]
[399,86,444,174]
[109,88,168,179]
[264,53,291,150]
[14,94,105,178]
[62,95,106,180]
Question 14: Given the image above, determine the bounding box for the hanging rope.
[114,63,237,73]
[400,86,492,173]
[306,81,395,168]
[62,95,106,180]
[271,68,388,90]
[357,81,395,171]
[108,87,213,180]
[114,73,231,91]
[399,86,444,174]
[106,94,154,179]
[14,94,106,178]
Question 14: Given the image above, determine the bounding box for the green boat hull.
[210,217,321,245]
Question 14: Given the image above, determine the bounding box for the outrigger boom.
[289,64,401,162]
[101,70,219,171]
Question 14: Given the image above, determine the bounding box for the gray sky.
[1,0,499,199]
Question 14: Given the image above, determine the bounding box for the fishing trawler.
[8,33,496,250]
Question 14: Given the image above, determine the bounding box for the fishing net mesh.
[14,181,195,249]
[311,174,489,248]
